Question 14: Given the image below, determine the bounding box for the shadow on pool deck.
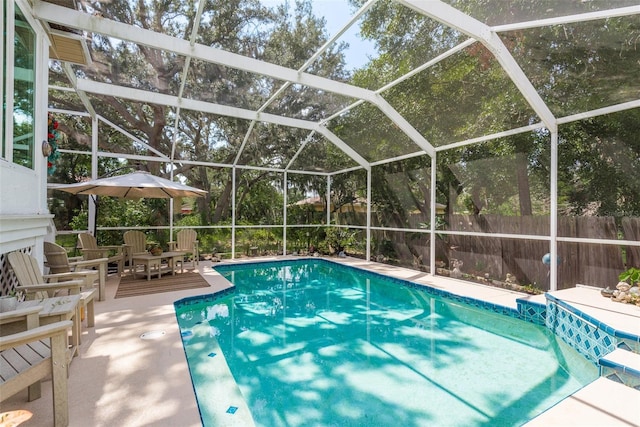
[2,256,638,426]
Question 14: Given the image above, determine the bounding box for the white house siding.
[1,1,51,294]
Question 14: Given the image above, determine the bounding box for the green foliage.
[68,198,161,245]
[520,283,544,295]
[619,267,640,286]
[69,210,88,231]
[195,228,233,255]
[323,227,357,254]
[234,227,282,255]
[174,213,201,230]
[236,171,284,224]
[373,238,397,259]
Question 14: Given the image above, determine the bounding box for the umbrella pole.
[90,195,98,236]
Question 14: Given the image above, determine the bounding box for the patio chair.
[123,230,149,272]
[169,229,200,267]
[77,233,125,275]
[7,251,97,332]
[0,306,73,427]
[44,241,108,302]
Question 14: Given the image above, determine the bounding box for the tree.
[50,0,351,228]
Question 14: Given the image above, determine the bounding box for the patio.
[1,257,638,426]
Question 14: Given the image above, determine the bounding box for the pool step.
[524,377,640,426]
[599,348,640,390]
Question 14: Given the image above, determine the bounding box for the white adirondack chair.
[123,230,149,272]
[8,251,97,332]
[77,233,125,275]
[169,229,200,267]
[0,306,73,427]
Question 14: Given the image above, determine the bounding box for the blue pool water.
[175,259,598,426]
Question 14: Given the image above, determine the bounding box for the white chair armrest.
[0,306,43,323]
[43,272,94,283]
[0,321,73,351]
[69,258,109,269]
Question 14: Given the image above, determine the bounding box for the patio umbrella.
[53,171,207,199]
[52,171,207,236]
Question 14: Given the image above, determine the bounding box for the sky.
[310,0,376,69]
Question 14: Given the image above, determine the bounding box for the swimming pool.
[175,259,598,426]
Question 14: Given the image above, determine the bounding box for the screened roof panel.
[443,0,640,26]
[86,39,183,95]
[306,8,377,77]
[37,0,640,175]
[236,122,311,169]
[326,102,423,163]
[96,111,148,156]
[347,2,468,91]
[183,58,284,110]
[501,15,640,117]
[87,94,174,157]
[201,0,277,49]
[48,85,83,111]
[322,17,378,76]
[84,1,194,40]
[385,43,540,147]
[262,83,358,120]
[287,133,359,173]
[174,111,253,166]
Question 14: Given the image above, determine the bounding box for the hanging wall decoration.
[47,113,62,175]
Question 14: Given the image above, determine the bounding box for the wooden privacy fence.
[446,215,638,290]
[366,213,640,291]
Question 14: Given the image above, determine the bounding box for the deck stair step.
[599,348,640,390]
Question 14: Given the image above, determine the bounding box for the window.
[10,6,36,169]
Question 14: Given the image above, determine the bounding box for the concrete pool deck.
[2,256,639,426]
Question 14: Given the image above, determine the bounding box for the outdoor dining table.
[13,295,81,360]
[131,251,186,281]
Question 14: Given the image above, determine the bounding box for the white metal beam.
[493,6,640,33]
[36,0,437,164]
[62,62,96,117]
[435,122,546,152]
[370,150,427,167]
[76,79,321,131]
[48,107,90,117]
[77,79,377,171]
[330,165,365,176]
[170,0,207,163]
[61,142,333,175]
[557,99,640,125]
[33,1,379,103]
